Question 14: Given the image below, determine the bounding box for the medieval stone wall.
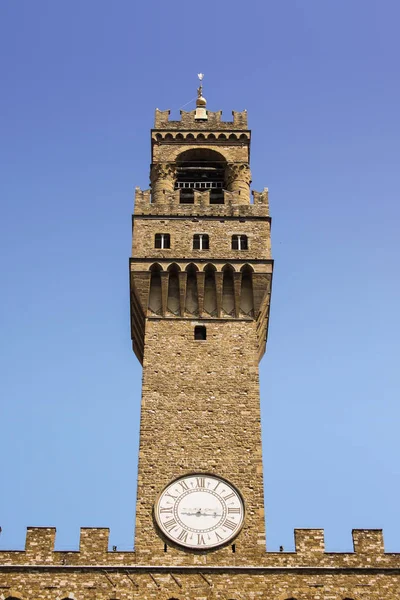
[131,217,271,261]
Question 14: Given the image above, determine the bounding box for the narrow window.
[231,235,248,250]
[155,233,170,249]
[194,326,206,340]
[193,234,209,250]
[180,188,194,204]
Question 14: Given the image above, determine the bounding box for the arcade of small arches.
[152,131,250,142]
[147,262,255,319]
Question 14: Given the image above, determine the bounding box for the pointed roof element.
[195,73,208,120]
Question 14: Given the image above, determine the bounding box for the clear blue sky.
[1,1,399,553]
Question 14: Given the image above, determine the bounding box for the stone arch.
[229,133,238,140]
[239,133,248,140]
[167,263,180,316]
[165,133,173,140]
[149,262,163,272]
[207,133,216,140]
[222,264,235,316]
[148,263,163,315]
[155,133,163,140]
[240,264,254,317]
[218,133,227,140]
[185,263,198,315]
[167,262,181,272]
[185,262,199,272]
[197,133,206,140]
[2,594,24,600]
[203,263,217,316]
[240,263,254,272]
[176,148,227,165]
[186,133,195,140]
[176,133,184,140]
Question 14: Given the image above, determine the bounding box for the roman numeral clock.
[155,474,244,549]
[129,79,272,558]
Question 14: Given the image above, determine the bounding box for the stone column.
[225,163,252,202]
[150,162,176,202]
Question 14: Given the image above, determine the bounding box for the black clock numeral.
[159,507,173,514]
[164,518,177,531]
[223,519,237,531]
[165,491,178,500]
[223,492,235,501]
[215,531,224,542]
[197,533,206,545]
[196,477,206,488]
[177,529,189,542]
[228,507,241,514]
[179,480,189,491]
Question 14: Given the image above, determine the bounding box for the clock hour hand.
[181,508,222,517]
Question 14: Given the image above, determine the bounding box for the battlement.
[154,109,248,130]
[0,527,397,567]
[133,187,269,217]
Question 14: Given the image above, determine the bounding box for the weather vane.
[197,73,204,98]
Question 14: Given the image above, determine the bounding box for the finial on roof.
[196,73,207,107]
[195,73,208,120]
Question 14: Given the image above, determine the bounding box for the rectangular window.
[194,326,207,340]
[232,235,248,250]
[155,233,170,249]
[193,234,209,250]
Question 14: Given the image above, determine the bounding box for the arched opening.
[175,148,226,204]
[185,264,199,315]
[167,264,180,316]
[222,265,235,316]
[203,264,217,316]
[240,265,254,317]
[148,263,163,315]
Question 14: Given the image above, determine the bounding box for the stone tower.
[0,84,399,600]
[129,83,272,560]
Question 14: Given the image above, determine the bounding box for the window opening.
[193,234,209,250]
[232,235,248,250]
[194,326,207,340]
[179,188,194,204]
[155,233,170,249]
[175,148,226,204]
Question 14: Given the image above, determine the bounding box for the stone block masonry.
[2,103,398,600]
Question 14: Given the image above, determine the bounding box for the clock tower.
[130,81,272,560]
[1,81,397,600]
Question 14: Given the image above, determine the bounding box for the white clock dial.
[155,474,244,549]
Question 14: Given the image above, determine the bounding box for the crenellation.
[133,187,270,217]
[352,529,384,554]
[79,528,109,556]
[294,529,325,556]
[25,528,56,563]
[154,109,248,130]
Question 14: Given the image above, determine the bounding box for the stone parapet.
[133,188,270,217]
[0,527,398,569]
[154,109,248,130]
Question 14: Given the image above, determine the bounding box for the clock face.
[154,473,244,549]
